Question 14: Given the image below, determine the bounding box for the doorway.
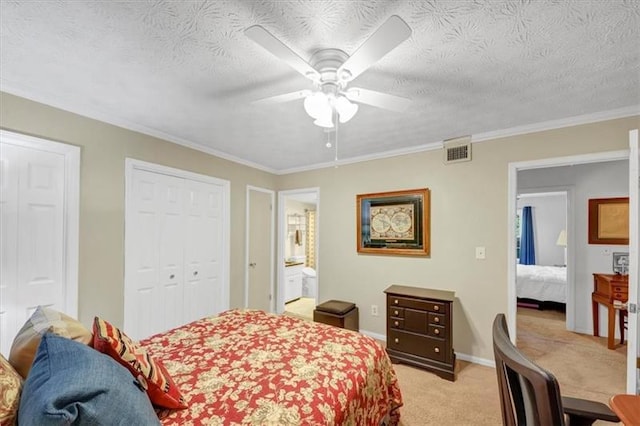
[277,188,319,320]
[508,149,632,395]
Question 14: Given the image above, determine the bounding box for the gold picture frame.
[356,188,430,256]
[588,197,629,245]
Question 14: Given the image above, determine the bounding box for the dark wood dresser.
[384,285,456,381]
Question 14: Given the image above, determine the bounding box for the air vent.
[443,136,472,164]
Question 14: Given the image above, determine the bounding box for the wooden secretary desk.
[592,273,629,349]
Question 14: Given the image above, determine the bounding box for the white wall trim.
[359,329,386,342]
[124,158,231,330]
[245,185,275,312]
[360,329,496,368]
[277,107,639,175]
[456,352,495,368]
[1,84,278,174]
[5,83,636,176]
[507,149,629,340]
[0,129,80,318]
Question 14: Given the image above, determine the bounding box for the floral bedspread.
[139,309,402,425]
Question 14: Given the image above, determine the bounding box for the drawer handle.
[394,338,399,344]
[434,305,440,311]
[169,274,175,279]
[394,310,399,316]
[394,299,399,305]
[434,347,440,353]
[434,317,440,323]
[434,328,440,335]
[394,321,399,327]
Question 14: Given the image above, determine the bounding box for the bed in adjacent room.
[516,264,567,307]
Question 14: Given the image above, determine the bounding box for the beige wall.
[0,92,277,328]
[277,116,639,361]
[2,90,638,362]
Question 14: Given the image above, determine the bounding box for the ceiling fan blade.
[251,90,311,106]
[338,15,411,82]
[345,88,411,113]
[245,25,320,81]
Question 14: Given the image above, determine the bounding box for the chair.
[492,314,619,425]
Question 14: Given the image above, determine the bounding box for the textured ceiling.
[1,1,639,172]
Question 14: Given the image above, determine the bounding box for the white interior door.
[0,132,79,356]
[246,187,274,312]
[125,159,230,340]
[627,129,639,394]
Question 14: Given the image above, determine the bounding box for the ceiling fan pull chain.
[334,110,339,165]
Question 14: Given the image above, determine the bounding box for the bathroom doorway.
[277,188,319,320]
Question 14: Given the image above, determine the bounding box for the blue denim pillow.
[18,333,160,425]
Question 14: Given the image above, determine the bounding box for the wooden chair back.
[492,313,565,426]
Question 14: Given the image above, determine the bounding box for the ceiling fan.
[245,15,412,128]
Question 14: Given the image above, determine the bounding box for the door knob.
[249,263,256,268]
[193,271,198,276]
[169,274,175,279]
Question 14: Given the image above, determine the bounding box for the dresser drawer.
[429,312,447,326]
[388,306,404,318]
[428,324,446,338]
[390,318,404,329]
[387,295,448,314]
[388,330,446,363]
[613,292,628,302]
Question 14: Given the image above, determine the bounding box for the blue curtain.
[519,206,536,265]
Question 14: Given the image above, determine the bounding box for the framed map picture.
[357,188,430,256]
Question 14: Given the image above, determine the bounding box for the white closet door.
[0,143,65,354]
[183,179,225,323]
[128,169,185,339]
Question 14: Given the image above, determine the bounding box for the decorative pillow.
[0,354,22,425]
[9,306,93,378]
[18,333,160,425]
[92,317,187,409]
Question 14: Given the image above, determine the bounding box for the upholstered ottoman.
[313,300,359,331]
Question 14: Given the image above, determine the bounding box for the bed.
[4,308,402,425]
[516,264,567,305]
[144,309,403,425]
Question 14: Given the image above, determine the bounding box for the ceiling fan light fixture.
[303,92,329,119]
[335,96,358,123]
[313,111,334,128]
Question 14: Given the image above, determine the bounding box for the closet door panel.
[158,174,185,332]
[183,180,224,323]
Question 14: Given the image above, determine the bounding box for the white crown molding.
[472,105,640,143]
[278,106,640,175]
[3,80,638,176]
[0,82,278,174]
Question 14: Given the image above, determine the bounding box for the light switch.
[476,246,486,259]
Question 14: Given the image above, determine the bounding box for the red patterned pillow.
[92,317,187,409]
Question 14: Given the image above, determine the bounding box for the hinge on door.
[269,294,272,301]
[629,303,637,314]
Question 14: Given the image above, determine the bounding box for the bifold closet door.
[0,143,66,355]
[128,169,185,339]
[127,168,227,340]
[183,180,225,324]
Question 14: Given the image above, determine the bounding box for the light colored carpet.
[516,307,626,407]
[394,307,626,425]
[284,297,315,321]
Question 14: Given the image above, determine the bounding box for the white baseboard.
[359,329,386,342]
[360,329,495,368]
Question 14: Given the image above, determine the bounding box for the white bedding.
[516,264,567,303]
